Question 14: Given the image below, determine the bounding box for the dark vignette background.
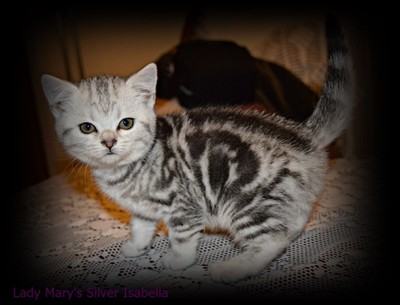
[9,3,391,303]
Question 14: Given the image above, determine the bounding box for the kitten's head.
[41,64,157,169]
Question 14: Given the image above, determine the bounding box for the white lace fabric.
[15,158,382,299]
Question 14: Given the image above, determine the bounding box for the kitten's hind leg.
[209,235,289,283]
[122,216,157,257]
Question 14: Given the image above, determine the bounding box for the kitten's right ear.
[41,75,78,118]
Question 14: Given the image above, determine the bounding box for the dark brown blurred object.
[155,40,318,122]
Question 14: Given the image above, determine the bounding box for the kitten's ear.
[126,63,157,97]
[41,74,78,118]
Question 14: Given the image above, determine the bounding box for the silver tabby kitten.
[41,20,353,283]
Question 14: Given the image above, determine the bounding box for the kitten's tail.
[304,15,355,149]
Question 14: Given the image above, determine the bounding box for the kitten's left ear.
[126,63,158,100]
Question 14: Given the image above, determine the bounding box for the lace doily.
[15,159,382,299]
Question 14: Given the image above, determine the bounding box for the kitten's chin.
[79,153,125,169]
[99,156,129,168]
[85,153,140,169]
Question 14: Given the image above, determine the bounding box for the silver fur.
[41,21,353,283]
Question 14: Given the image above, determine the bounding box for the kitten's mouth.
[103,151,119,164]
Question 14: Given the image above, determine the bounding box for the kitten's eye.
[118,118,134,130]
[79,122,97,134]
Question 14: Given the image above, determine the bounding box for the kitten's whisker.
[65,160,84,183]
[84,163,90,192]
[73,162,85,180]
[62,157,80,179]
[57,156,75,161]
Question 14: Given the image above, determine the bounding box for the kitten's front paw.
[121,241,148,258]
[209,261,247,283]
[162,252,195,270]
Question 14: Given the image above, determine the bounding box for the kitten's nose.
[101,131,117,149]
[101,138,117,149]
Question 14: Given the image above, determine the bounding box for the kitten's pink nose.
[101,138,117,149]
[100,130,117,149]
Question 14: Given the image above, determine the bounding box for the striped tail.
[305,15,355,149]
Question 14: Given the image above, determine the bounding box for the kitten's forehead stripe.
[111,77,120,98]
[98,77,110,113]
[80,76,124,114]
